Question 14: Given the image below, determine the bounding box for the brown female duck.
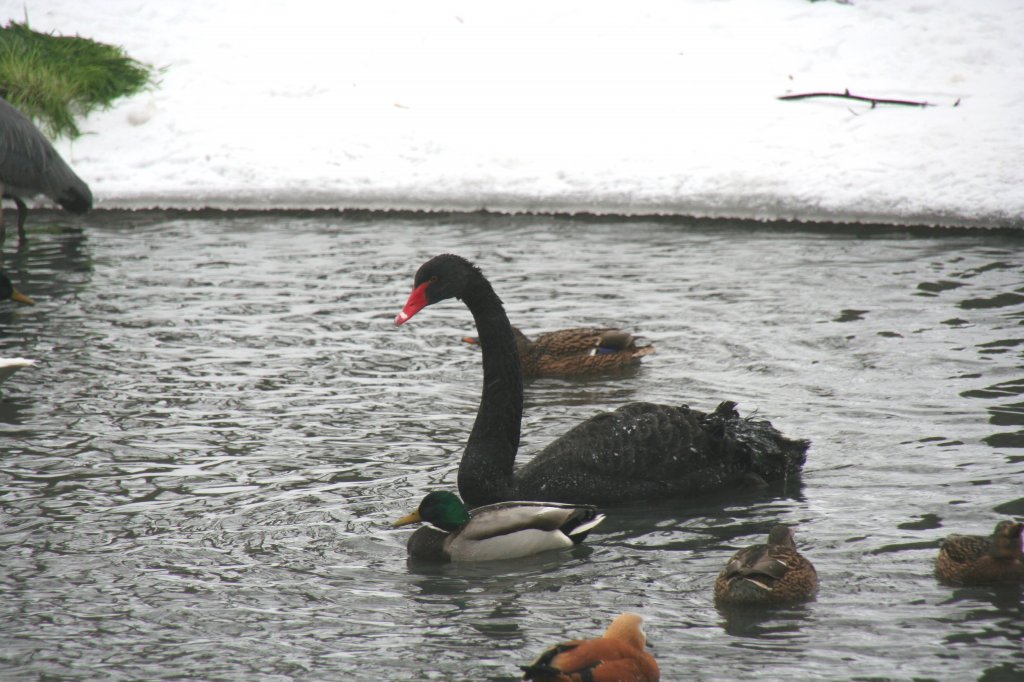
[714,524,818,605]
[464,326,654,378]
[520,612,659,682]
[935,520,1024,585]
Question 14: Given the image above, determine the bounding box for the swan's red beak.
[395,281,430,326]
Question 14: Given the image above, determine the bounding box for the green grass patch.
[0,21,156,139]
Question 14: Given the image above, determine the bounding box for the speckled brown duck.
[464,326,654,378]
[520,612,660,682]
[935,520,1024,585]
[714,524,818,606]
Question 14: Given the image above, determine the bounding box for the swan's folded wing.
[526,402,713,480]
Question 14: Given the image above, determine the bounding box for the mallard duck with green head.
[714,524,818,605]
[392,491,605,562]
[935,520,1023,585]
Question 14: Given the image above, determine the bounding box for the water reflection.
[717,602,815,640]
[961,379,1024,450]
[938,585,1024,672]
[0,394,34,428]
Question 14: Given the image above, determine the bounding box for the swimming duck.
[463,326,654,378]
[392,490,605,562]
[714,524,818,605]
[520,612,659,682]
[0,270,36,305]
[395,254,808,507]
[0,97,92,246]
[935,520,1024,585]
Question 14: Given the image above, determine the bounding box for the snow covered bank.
[23,0,1024,227]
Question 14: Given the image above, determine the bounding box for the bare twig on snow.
[779,89,934,108]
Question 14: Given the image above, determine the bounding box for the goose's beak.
[11,288,35,306]
[395,281,430,326]
[392,510,423,528]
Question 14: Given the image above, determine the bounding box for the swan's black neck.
[458,272,523,506]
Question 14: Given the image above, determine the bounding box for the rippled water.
[1,211,1021,680]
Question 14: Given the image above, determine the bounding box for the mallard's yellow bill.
[392,510,423,528]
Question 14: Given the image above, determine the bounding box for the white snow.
[19,0,1024,227]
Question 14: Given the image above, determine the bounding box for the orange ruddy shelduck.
[520,612,659,682]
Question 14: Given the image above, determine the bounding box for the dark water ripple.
[0,212,1022,680]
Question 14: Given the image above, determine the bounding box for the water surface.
[1,211,1021,680]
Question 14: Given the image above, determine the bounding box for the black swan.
[395,254,808,507]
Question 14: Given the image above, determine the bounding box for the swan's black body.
[396,254,808,507]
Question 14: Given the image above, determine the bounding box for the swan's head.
[395,254,480,325]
